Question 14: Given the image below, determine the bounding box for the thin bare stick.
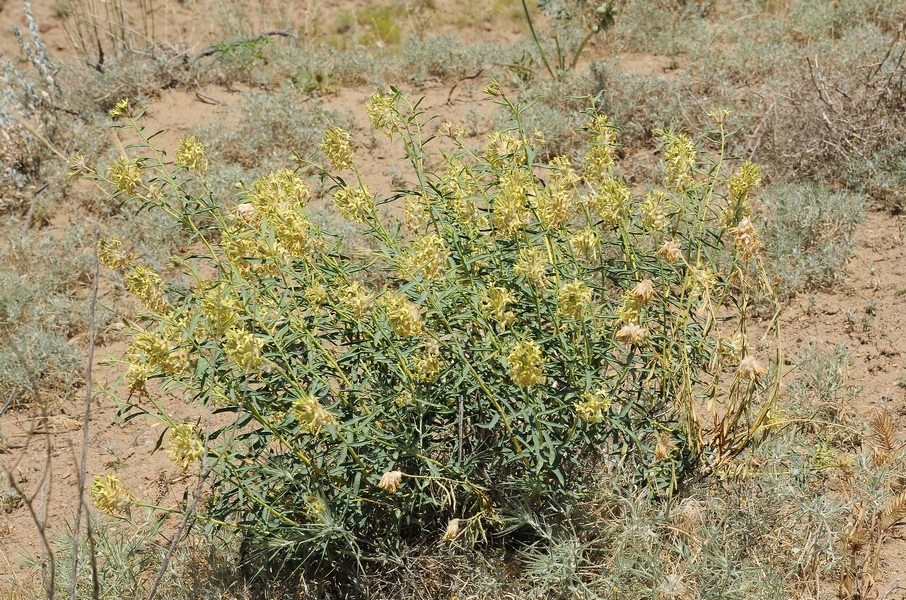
[69,231,101,600]
[144,461,212,600]
[193,29,297,62]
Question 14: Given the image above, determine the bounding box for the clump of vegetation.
[82,86,779,592]
[759,183,865,298]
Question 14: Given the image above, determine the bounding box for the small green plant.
[522,0,617,78]
[85,89,778,586]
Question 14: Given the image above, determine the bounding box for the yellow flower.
[174,136,208,173]
[484,131,525,170]
[108,156,142,195]
[333,184,374,224]
[377,470,404,493]
[583,114,618,187]
[97,237,133,270]
[304,283,328,309]
[124,359,152,395]
[590,177,631,226]
[481,286,516,329]
[365,91,399,136]
[168,423,204,470]
[400,234,448,280]
[383,291,423,338]
[640,190,670,231]
[738,356,766,381]
[319,125,356,171]
[126,331,181,375]
[338,281,373,320]
[90,474,132,515]
[659,131,697,191]
[273,209,316,256]
[201,286,241,332]
[507,340,545,387]
[404,195,430,232]
[108,98,129,118]
[292,393,336,434]
[513,247,548,288]
[570,228,599,262]
[125,265,168,313]
[411,339,443,383]
[248,169,311,215]
[493,167,533,235]
[484,79,503,97]
[575,388,612,423]
[725,161,761,227]
[224,329,265,372]
[557,279,592,320]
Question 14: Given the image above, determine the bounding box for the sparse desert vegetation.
[2,1,906,598]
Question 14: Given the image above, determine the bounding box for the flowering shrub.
[86,88,778,573]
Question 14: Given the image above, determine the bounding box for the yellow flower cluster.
[591,178,631,227]
[90,474,132,515]
[98,237,134,270]
[125,265,169,313]
[248,169,311,216]
[365,91,401,136]
[570,228,599,262]
[168,423,204,470]
[201,285,241,332]
[725,161,761,227]
[339,281,373,320]
[108,156,142,196]
[493,168,533,236]
[481,286,516,329]
[221,229,282,278]
[583,115,618,187]
[382,291,423,338]
[640,190,671,232]
[292,393,336,434]
[514,247,548,288]
[660,131,697,191]
[404,195,431,232]
[320,125,356,171]
[557,279,592,320]
[273,209,317,256]
[484,131,525,170]
[333,184,374,224]
[304,282,328,310]
[108,98,129,118]
[507,340,545,387]
[535,156,578,230]
[400,234,448,280]
[411,339,443,383]
[175,136,208,174]
[224,328,265,372]
[575,387,612,423]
